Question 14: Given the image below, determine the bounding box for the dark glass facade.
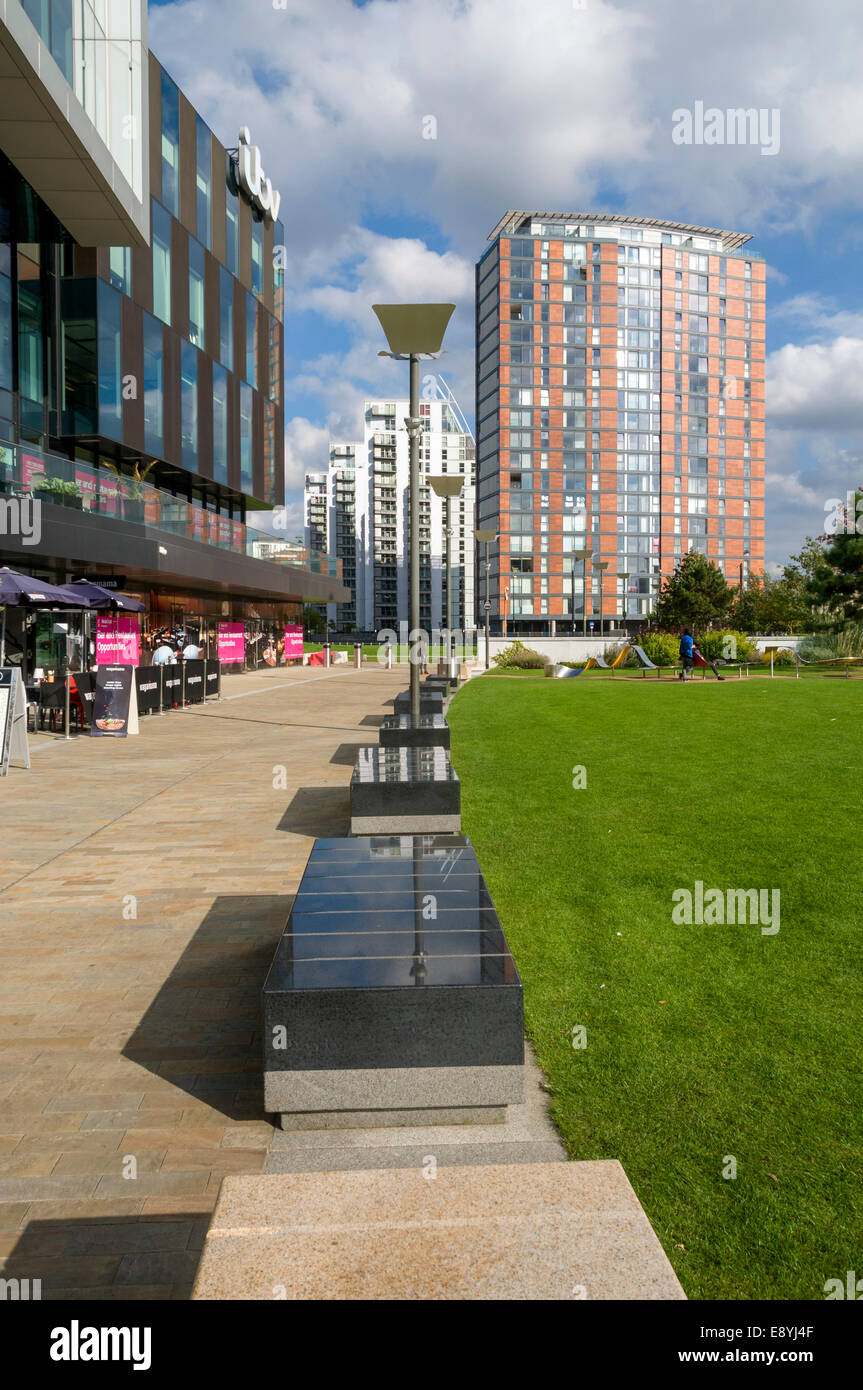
[0,56,285,523]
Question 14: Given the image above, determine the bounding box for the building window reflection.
[181,340,198,470]
[160,70,180,217]
[189,238,205,347]
[97,279,122,441]
[212,363,228,485]
[195,117,212,250]
[142,312,163,455]
[152,201,172,326]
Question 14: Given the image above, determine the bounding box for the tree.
[650,551,735,630]
[302,604,325,636]
[807,524,863,624]
[730,569,815,634]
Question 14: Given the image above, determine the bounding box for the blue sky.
[147,0,863,567]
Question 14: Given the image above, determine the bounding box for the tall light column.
[573,547,592,639]
[592,559,609,639]
[429,474,464,675]
[373,304,455,723]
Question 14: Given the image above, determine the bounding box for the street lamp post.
[373,304,455,724]
[592,559,609,639]
[429,474,464,677]
[573,547,592,639]
[475,528,497,671]
[503,585,510,638]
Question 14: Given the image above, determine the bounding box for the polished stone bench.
[262,835,524,1127]
[350,746,459,834]
[393,688,444,717]
[379,713,450,751]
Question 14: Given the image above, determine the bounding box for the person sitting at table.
[153,641,175,665]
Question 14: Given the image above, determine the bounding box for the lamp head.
[372,303,455,357]
[428,474,464,498]
[475,529,497,543]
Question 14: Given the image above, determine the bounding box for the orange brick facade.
[475,214,765,634]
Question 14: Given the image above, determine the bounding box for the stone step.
[265,1138,565,1172]
[193,1162,687,1300]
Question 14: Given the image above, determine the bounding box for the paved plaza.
[0,666,407,1299]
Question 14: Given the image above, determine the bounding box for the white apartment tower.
[304,378,476,636]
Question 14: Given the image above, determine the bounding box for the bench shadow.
[122,894,293,1122]
[330,742,369,766]
[276,786,350,836]
[3,1212,210,1301]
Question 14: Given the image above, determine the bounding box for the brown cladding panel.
[262,218,274,314]
[74,247,98,278]
[171,220,189,342]
[121,297,144,454]
[178,94,197,236]
[204,250,220,361]
[148,55,162,205]
[252,388,264,501]
[162,330,181,469]
[132,245,153,314]
[238,198,252,292]
[197,353,213,482]
[211,138,227,266]
[227,371,240,492]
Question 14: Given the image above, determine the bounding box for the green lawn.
[449,676,862,1300]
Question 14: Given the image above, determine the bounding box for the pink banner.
[217,622,245,664]
[284,624,303,660]
[95,615,140,667]
[22,453,45,489]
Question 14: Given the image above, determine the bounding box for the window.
[97,280,123,440]
[142,312,163,456]
[188,238,205,348]
[195,117,212,249]
[219,267,233,371]
[239,382,253,492]
[251,217,263,296]
[108,247,131,296]
[245,292,257,388]
[160,70,180,217]
[152,201,172,327]
[0,255,12,392]
[212,362,228,484]
[180,341,198,470]
[17,248,43,405]
[273,217,285,314]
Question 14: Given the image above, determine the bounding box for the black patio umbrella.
[66,579,145,612]
[0,567,93,666]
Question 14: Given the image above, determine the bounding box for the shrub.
[641,632,679,667]
[696,629,758,663]
[761,648,797,666]
[493,640,547,670]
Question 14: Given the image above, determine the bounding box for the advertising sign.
[205,660,221,698]
[95,615,140,667]
[217,622,245,664]
[284,624,303,660]
[91,666,139,738]
[135,667,161,716]
[184,660,205,704]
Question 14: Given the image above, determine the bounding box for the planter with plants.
[32,475,83,509]
[103,460,157,524]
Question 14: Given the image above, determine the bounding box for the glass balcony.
[0,440,341,576]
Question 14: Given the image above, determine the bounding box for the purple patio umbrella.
[66,579,145,612]
[0,567,92,666]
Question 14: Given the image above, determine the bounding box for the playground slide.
[630,645,657,669]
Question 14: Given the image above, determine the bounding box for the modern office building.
[475,212,765,636]
[304,378,476,636]
[0,0,347,668]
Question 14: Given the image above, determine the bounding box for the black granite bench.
[393,689,444,717]
[350,745,460,834]
[379,713,450,750]
[262,835,524,1125]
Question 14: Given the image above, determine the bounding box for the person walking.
[678,628,695,681]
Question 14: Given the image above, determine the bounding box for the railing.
[0,440,334,572]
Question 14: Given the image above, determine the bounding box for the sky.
[148,0,863,569]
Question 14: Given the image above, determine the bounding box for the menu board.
[1,668,30,774]
[91,666,139,738]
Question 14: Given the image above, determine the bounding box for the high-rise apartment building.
[475,212,765,635]
[304,379,476,635]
